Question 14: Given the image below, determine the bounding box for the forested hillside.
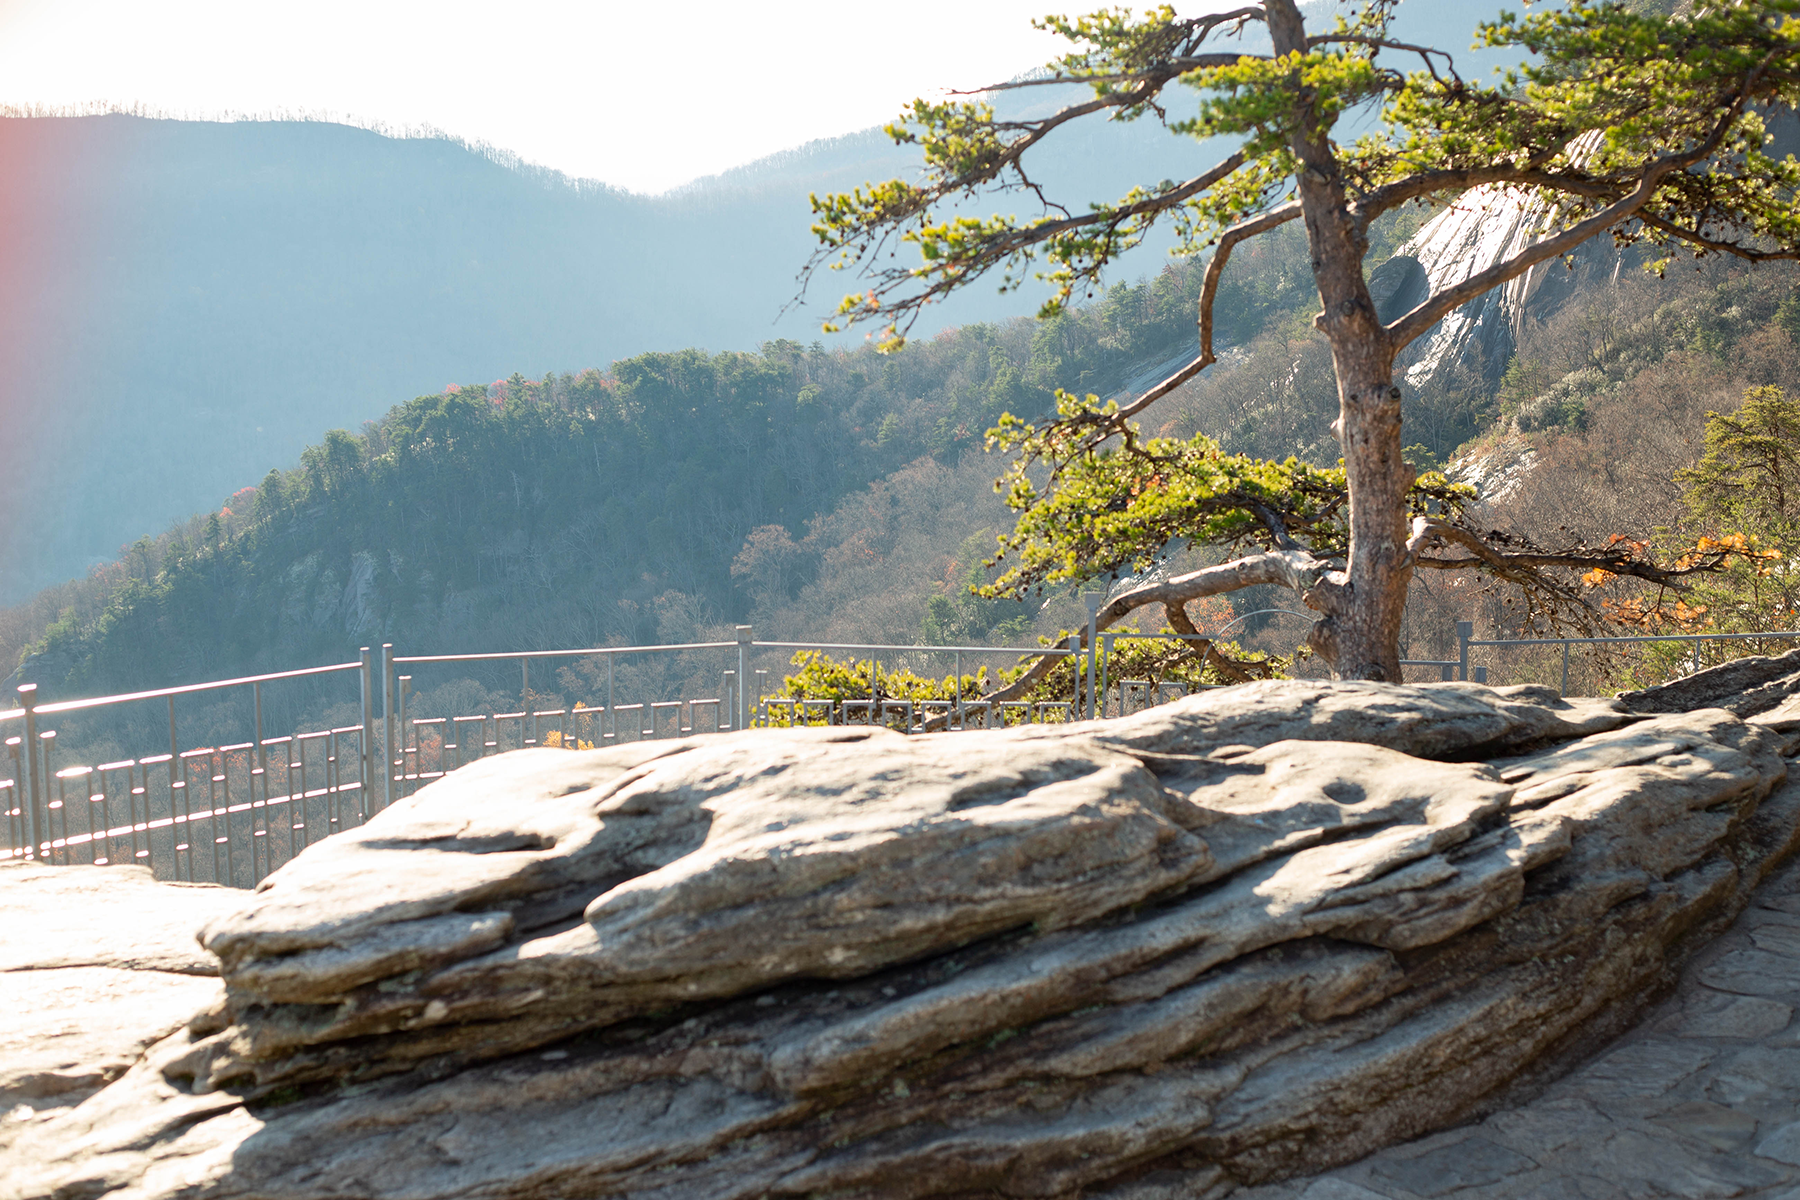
[751,241,1800,684]
[1,257,1257,703]
[0,1,1540,601]
[1426,256,1800,684]
[9,187,1800,734]
[0,105,1197,602]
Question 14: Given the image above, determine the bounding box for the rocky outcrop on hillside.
[1445,434,1539,506]
[7,680,1800,1200]
[1390,187,1622,392]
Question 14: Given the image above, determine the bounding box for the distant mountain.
[0,264,1257,763]
[0,0,1526,602]
[0,107,1191,602]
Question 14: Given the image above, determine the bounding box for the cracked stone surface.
[1236,855,1800,1200]
[5,680,1800,1200]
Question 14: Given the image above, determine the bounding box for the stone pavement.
[1246,855,1800,1200]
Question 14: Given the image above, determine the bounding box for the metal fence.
[1449,621,1800,697]
[0,629,1086,883]
[1,661,375,887]
[8,617,1797,886]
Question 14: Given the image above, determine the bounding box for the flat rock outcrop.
[7,680,1800,1200]
[0,864,234,1155]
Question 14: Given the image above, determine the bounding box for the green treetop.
[804,0,1800,683]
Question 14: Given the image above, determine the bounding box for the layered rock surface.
[1237,853,1800,1200]
[1620,647,1800,719]
[8,680,1800,1200]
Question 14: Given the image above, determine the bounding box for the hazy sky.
[0,0,1238,194]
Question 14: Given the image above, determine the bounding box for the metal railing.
[12,615,1796,885]
[0,628,1100,881]
[2,659,374,887]
[386,638,753,798]
[1451,621,1800,697]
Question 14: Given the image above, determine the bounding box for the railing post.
[359,646,375,819]
[398,676,412,793]
[1100,633,1113,720]
[167,693,180,801]
[1561,640,1572,698]
[381,644,395,813]
[1456,621,1473,682]
[1083,593,1104,720]
[253,679,266,812]
[37,730,55,863]
[5,737,20,859]
[252,678,268,880]
[1068,633,1082,715]
[17,685,39,860]
[736,626,753,732]
[954,650,963,730]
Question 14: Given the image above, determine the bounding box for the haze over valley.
[4,0,1797,759]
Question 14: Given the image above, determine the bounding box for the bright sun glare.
[0,0,1246,194]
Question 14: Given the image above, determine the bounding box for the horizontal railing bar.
[0,780,369,861]
[1102,632,1247,642]
[1468,631,1800,648]
[5,660,363,720]
[394,642,735,664]
[754,641,1078,655]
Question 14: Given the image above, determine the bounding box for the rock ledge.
[7,680,1800,1200]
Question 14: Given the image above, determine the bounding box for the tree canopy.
[806,0,1800,683]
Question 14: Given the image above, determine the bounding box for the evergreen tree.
[808,0,1800,681]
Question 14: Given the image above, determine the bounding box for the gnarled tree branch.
[1107,200,1304,425]
[1406,518,1729,590]
[973,548,1330,705]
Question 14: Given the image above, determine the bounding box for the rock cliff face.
[7,680,1800,1200]
[1390,186,1622,392]
[1389,104,1800,395]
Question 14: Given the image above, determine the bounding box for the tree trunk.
[1267,0,1411,682]
[1319,358,1411,682]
